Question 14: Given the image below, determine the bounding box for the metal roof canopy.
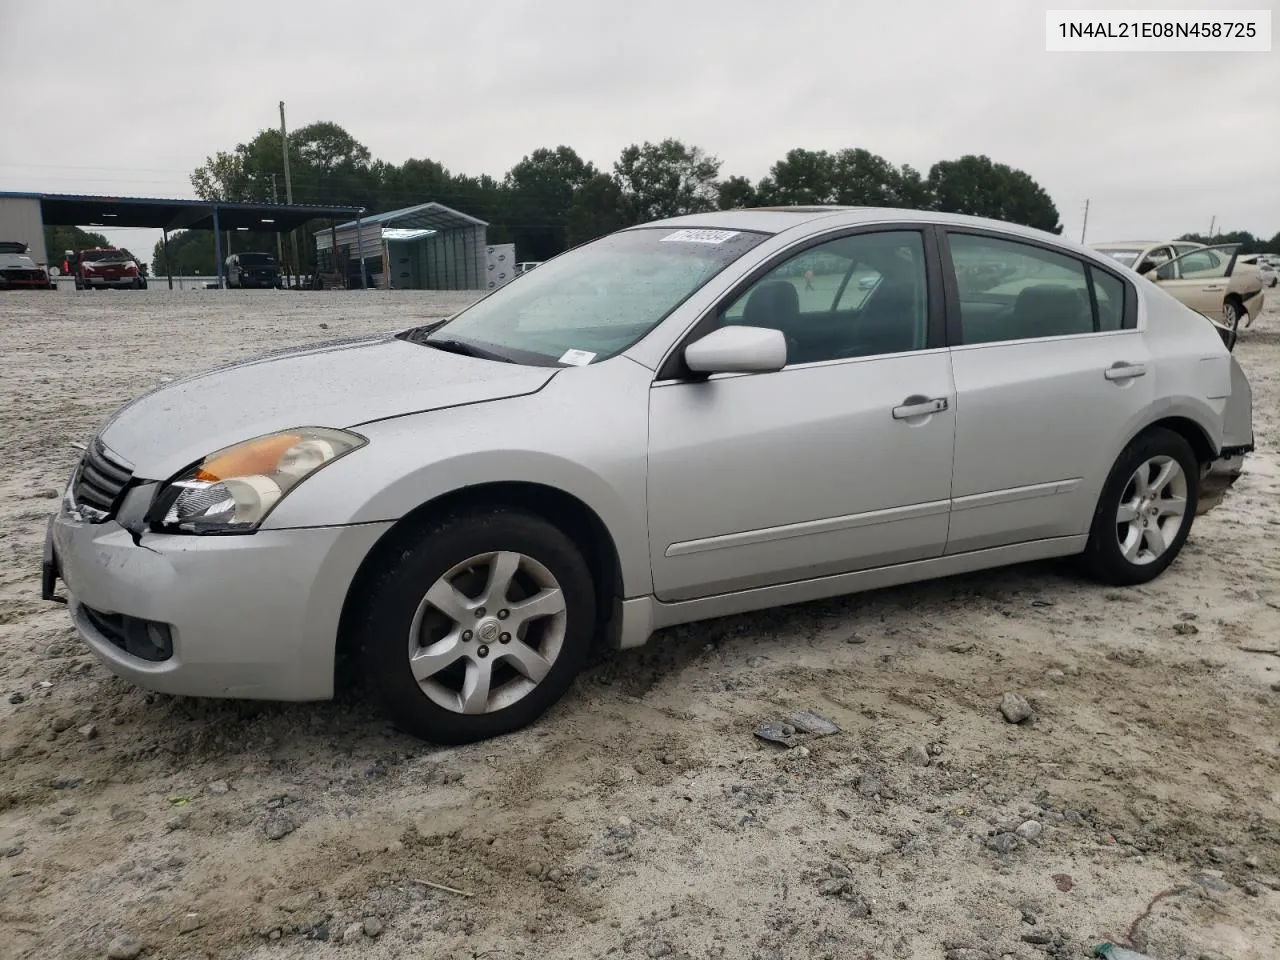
[0,191,364,232]
[333,201,486,234]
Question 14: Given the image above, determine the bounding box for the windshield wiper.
[422,337,514,363]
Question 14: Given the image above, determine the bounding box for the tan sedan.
[1091,241,1266,328]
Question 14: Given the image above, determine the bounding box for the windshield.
[1095,247,1143,267]
[238,253,276,265]
[419,226,769,365]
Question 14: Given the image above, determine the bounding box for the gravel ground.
[0,289,1278,960]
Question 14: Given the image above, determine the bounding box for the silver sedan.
[44,207,1255,744]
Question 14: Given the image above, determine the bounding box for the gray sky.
[2,0,1276,259]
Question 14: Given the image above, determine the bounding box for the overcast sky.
[2,0,1276,259]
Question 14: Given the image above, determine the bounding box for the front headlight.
[149,427,366,534]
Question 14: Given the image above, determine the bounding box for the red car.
[0,241,56,290]
[74,247,147,290]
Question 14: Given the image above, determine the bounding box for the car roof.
[635,206,1119,265]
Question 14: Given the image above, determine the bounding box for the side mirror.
[684,325,787,375]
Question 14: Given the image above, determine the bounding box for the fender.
[262,363,656,597]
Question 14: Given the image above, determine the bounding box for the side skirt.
[612,535,1088,650]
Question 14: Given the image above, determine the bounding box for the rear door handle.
[892,395,949,419]
[1105,361,1147,381]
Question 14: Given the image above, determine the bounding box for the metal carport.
[0,191,364,290]
[313,201,489,290]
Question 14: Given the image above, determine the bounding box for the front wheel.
[355,508,597,744]
[1079,428,1199,586]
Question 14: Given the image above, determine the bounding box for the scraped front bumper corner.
[1198,442,1252,516]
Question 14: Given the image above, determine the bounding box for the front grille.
[72,440,134,519]
[2,268,44,282]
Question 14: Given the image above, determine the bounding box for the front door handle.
[1104,361,1147,382]
[1201,284,1226,292]
[892,395,949,419]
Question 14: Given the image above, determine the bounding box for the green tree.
[927,155,1062,233]
[504,146,597,261]
[757,148,930,208]
[717,175,757,209]
[1177,230,1259,253]
[44,226,110,266]
[756,149,837,205]
[614,139,721,222]
[568,173,628,247]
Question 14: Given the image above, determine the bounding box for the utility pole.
[1208,215,1216,238]
[272,174,284,280]
[279,100,300,287]
[1080,199,1090,244]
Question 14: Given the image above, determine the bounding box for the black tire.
[1079,427,1199,586]
[1224,298,1244,330]
[355,507,597,744]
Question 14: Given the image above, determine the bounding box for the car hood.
[98,334,558,479]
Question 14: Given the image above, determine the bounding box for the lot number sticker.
[660,229,741,244]
[558,349,597,366]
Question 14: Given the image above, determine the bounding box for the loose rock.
[79,723,98,740]
[206,779,230,796]
[263,812,297,840]
[1173,622,1199,636]
[1016,820,1044,841]
[178,913,202,934]
[1046,669,1066,684]
[106,934,143,959]
[999,693,1034,724]
[647,940,673,958]
[901,745,930,766]
[987,833,1019,854]
[8,692,24,704]
[789,709,840,736]
[342,922,364,943]
[362,916,383,938]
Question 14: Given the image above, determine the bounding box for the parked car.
[44,207,1254,745]
[1091,240,1265,328]
[0,241,56,290]
[226,252,282,289]
[74,247,147,290]
[1238,253,1278,288]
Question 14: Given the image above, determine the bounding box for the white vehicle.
[1239,253,1278,288]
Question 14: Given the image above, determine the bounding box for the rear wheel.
[355,508,596,744]
[1224,298,1246,330]
[1079,428,1198,585]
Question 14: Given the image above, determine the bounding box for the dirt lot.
[1,289,1278,960]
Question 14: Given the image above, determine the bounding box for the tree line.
[149,120,1278,274]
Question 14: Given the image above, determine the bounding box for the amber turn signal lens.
[195,433,301,482]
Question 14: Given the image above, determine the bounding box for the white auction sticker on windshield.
[559,348,596,366]
[660,229,741,245]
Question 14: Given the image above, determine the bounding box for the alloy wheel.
[407,551,567,715]
[1115,455,1188,566]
